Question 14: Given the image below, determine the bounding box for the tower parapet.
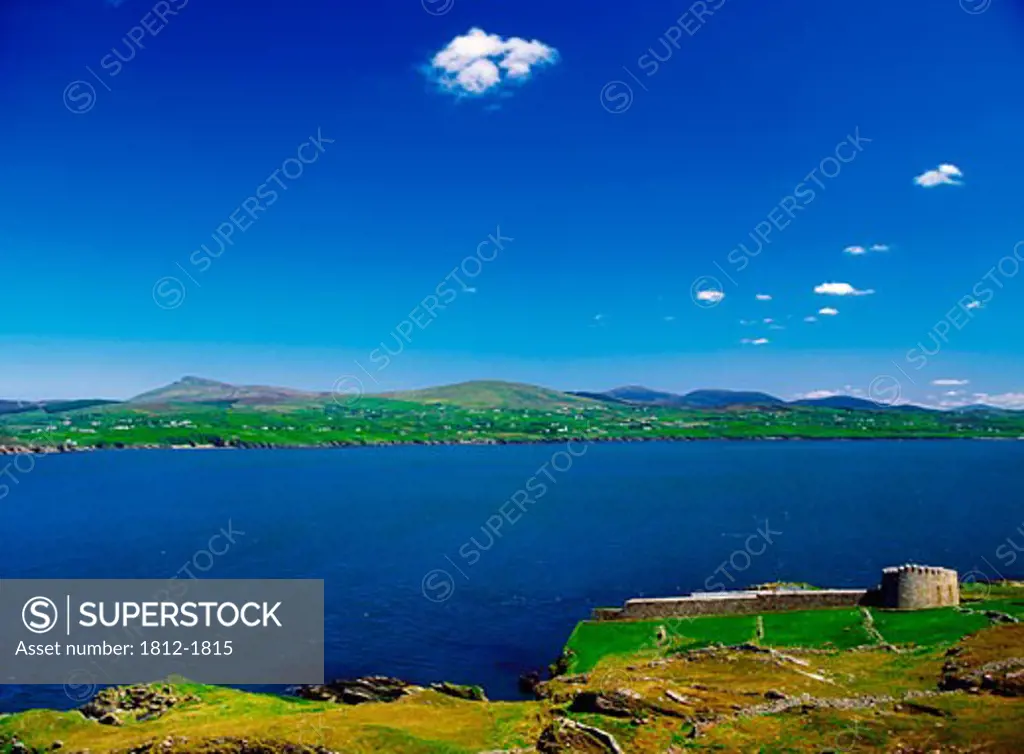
[880,564,959,609]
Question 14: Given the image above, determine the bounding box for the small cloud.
[803,316,818,322]
[464,286,478,293]
[697,290,725,304]
[739,319,757,325]
[663,315,676,322]
[814,282,874,296]
[965,300,982,310]
[763,318,774,324]
[944,390,965,397]
[932,379,969,386]
[740,338,769,346]
[795,390,839,400]
[755,293,772,301]
[844,245,867,255]
[914,163,964,188]
[869,243,890,252]
[768,324,785,330]
[428,28,559,97]
[818,307,839,316]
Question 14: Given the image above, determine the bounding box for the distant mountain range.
[1,376,1018,414]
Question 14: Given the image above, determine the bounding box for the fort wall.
[594,589,869,621]
[594,564,960,621]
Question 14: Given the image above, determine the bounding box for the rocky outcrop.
[80,685,198,725]
[569,689,646,718]
[536,719,624,754]
[941,655,1024,696]
[0,443,79,454]
[940,624,1024,696]
[292,676,419,705]
[429,681,487,701]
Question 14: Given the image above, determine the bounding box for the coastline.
[2,432,1021,456]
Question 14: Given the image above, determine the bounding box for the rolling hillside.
[129,376,326,406]
[380,380,600,409]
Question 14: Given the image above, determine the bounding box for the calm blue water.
[2,440,1022,713]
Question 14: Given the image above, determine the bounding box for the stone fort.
[593,564,960,621]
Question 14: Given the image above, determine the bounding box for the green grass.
[869,607,991,647]
[972,598,1024,619]
[564,603,1005,674]
[760,608,873,650]
[564,615,759,673]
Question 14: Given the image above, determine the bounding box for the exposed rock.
[941,656,1024,696]
[940,625,1024,696]
[292,676,418,705]
[536,718,624,754]
[429,681,487,701]
[80,685,197,725]
[569,689,644,718]
[664,689,697,705]
[518,670,543,696]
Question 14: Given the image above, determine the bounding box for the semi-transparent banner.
[1,579,323,685]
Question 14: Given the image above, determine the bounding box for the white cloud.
[844,245,867,255]
[755,293,772,301]
[869,243,890,252]
[428,28,558,97]
[803,316,818,322]
[739,319,756,325]
[965,300,982,310]
[795,390,839,400]
[697,290,725,303]
[763,318,774,324]
[814,282,874,296]
[818,307,839,316]
[914,163,964,188]
[932,379,969,386]
[740,337,769,346]
[944,390,965,397]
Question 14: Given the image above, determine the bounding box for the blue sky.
[3,0,1024,406]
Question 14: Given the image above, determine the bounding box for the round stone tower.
[880,565,959,609]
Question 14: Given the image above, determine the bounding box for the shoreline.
[2,433,1022,456]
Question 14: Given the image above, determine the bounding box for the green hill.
[379,380,600,409]
[129,376,325,406]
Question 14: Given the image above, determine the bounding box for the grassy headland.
[3,583,1024,752]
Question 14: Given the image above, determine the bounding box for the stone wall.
[594,589,870,621]
[592,564,961,621]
